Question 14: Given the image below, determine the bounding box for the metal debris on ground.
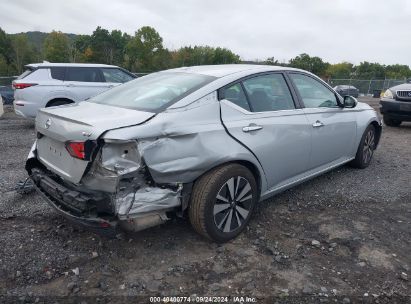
[14,177,35,194]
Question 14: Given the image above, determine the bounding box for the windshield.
[89,72,216,112]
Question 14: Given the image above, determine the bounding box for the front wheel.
[350,124,376,169]
[189,164,258,243]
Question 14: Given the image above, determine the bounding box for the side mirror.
[343,95,357,108]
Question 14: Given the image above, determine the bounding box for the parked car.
[333,85,359,98]
[26,65,382,242]
[380,83,411,126]
[0,85,14,104]
[13,63,136,119]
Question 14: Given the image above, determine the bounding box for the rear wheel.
[350,124,376,169]
[189,164,258,243]
[383,115,401,127]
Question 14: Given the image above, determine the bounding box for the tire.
[189,164,258,243]
[47,99,72,107]
[350,124,376,169]
[383,115,401,127]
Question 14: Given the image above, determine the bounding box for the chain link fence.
[328,78,407,96]
[0,76,17,86]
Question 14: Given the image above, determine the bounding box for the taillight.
[12,82,38,89]
[65,140,97,160]
[66,142,85,159]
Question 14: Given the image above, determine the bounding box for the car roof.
[337,85,356,88]
[390,83,411,90]
[25,63,118,69]
[165,64,301,77]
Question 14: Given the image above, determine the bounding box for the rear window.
[50,67,66,80]
[66,67,102,82]
[89,72,216,112]
[101,68,135,83]
[17,69,34,80]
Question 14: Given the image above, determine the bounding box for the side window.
[242,74,295,112]
[289,73,338,108]
[101,68,135,83]
[222,83,250,111]
[65,68,101,82]
[50,67,66,80]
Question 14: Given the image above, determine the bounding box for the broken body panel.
[27,90,264,233]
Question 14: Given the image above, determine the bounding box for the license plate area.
[400,103,411,111]
[37,136,89,183]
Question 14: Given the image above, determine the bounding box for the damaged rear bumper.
[31,168,118,236]
[30,167,183,235]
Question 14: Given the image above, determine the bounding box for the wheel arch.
[370,119,382,147]
[46,97,75,107]
[234,160,262,198]
[192,159,263,200]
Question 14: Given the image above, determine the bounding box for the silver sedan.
[26,65,382,242]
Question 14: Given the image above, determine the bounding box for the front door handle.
[312,120,324,128]
[242,124,263,132]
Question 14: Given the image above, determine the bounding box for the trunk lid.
[35,102,155,184]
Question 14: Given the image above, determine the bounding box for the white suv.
[13,63,136,119]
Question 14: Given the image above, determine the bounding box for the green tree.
[135,26,164,71]
[125,26,164,71]
[289,53,329,77]
[109,30,130,66]
[354,62,386,79]
[71,34,92,62]
[89,27,117,64]
[170,46,240,67]
[43,31,70,62]
[385,64,411,79]
[212,47,240,64]
[0,27,14,75]
[264,57,280,66]
[326,62,354,79]
[11,34,34,74]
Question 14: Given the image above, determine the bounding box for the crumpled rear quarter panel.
[102,93,266,188]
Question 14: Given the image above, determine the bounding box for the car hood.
[355,102,373,111]
[36,101,155,142]
[390,83,411,91]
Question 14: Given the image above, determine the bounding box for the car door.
[220,72,312,190]
[64,67,112,101]
[288,72,357,170]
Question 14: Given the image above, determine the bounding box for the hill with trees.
[1,26,411,81]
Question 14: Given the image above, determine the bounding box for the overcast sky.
[1,0,411,66]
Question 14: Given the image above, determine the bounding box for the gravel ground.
[0,98,410,303]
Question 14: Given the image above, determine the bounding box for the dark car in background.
[334,85,359,98]
[0,86,14,104]
[380,83,411,126]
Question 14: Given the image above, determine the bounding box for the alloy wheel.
[213,176,253,233]
[362,129,375,164]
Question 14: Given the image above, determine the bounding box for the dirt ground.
[0,97,410,303]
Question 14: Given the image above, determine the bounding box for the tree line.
[1,26,411,80]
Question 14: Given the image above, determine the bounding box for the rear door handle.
[312,120,324,128]
[242,124,263,132]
